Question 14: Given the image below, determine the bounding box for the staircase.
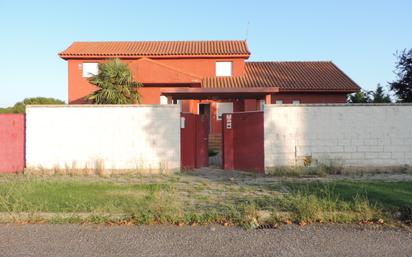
[208,134,222,151]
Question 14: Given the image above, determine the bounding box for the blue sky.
[0,0,411,107]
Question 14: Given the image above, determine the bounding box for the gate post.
[180,113,196,169]
[222,113,234,170]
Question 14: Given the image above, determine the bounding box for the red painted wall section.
[140,87,161,104]
[130,58,202,84]
[233,99,244,112]
[180,113,197,169]
[0,114,25,173]
[222,112,264,173]
[180,113,209,169]
[244,99,259,111]
[158,58,246,77]
[197,115,209,167]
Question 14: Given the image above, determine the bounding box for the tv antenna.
[245,21,250,40]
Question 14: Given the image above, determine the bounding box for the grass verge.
[0,174,410,228]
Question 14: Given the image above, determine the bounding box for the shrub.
[0,97,65,113]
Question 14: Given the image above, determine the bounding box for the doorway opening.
[198,103,211,134]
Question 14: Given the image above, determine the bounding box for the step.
[208,134,222,151]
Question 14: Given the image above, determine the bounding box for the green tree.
[86,59,143,104]
[348,84,392,103]
[370,84,391,103]
[389,49,412,102]
[347,90,371,103]
[0,97,65,113]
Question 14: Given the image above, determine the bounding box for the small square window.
[160,95,168,104]
[275,100,284,104]
[292,100,301,105]
[82,63,99,78]
[216,62,232,76]
[216,102,233,120]
[259,100,265,111]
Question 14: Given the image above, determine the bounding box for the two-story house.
[59,40,360,148]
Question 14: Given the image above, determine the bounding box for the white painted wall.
[26,105,180,171]
[264,104,412,170]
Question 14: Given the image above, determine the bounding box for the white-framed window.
[275,100,284,104]
[160,95,168,104]
[216,62,232,76]
[82,63,99,77]
[292,100,301,105]
[216,102,233,120]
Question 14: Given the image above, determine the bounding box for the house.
[59,40,360,150]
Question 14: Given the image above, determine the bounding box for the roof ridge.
[59,40,251,59]
[246,60,333,63]
[69,40,248,44]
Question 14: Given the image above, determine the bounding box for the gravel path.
[0,224,411,257]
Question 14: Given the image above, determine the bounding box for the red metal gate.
[180,113,209,169]
[222,112,264,173]
[0,114,25,173]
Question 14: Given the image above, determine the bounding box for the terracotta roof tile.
[202,61,360,92]
[59,40,250,58]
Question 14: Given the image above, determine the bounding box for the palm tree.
[86,58,143,104]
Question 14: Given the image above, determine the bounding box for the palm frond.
[86,58,144,104]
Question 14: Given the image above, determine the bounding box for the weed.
[266,166,305,177]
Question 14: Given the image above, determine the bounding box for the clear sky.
[0,0,411,107]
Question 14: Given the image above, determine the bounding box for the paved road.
[0,224,411,257]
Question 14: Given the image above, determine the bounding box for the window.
[259,100,265,111]
[275,100,284,104]
[82,63,99,77]
[173,99,182,112]
[216,102,233,120]
[292,100,301,105]
[216,62,232,76]
[160,95,168,104]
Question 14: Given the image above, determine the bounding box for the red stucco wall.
[180,113,209,169]
[0,114,25,173]
[223,112,264,173]
[67,58,245,104]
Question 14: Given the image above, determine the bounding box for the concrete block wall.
[26,105,180,171]
[264,104,412,170]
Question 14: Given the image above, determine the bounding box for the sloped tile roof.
[59,40,250,59]
[202,61,360,92]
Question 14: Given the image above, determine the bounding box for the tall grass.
[279,184,382,223]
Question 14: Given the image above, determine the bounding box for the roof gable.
[130,58,201,84]
[59,40,250,59]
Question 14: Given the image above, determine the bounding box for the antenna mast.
[245,21,250,40]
